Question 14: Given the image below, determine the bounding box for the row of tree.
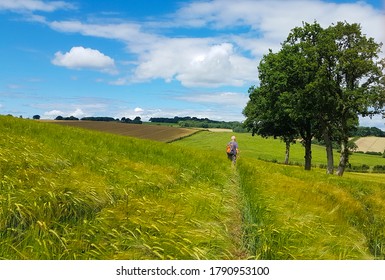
[54,116,143,124]
[351,127,385,137]
[149,116,246,131]
[150,116,223,124]
[243,21,385,176]
[149,116,207,123]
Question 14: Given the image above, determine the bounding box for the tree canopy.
[244,21,384,175]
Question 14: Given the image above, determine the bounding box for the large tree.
[280,22,329,171]
[243,50,298,165]
[330,22,384,176]
[244,21,384,174]
[244,23,325,170]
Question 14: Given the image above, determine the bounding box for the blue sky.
[0,0,384,128]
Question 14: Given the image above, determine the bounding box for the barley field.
[1,116,385,260]
[0,116,243,259]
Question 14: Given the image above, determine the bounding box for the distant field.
[207,128,233,132]
[41,120,199,142]
[173,131,385,170]
[355,137,385,153]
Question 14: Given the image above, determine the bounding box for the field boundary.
[166,129,207,143]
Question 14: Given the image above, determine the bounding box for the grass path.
[221,168,249,259]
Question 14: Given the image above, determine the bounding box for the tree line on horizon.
[243,21,385,176]
[149,116,246,131]
[53,115,143,124]
[50,115,245,130]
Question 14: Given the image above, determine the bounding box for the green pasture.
[174,131,385,259]
[173,131,385,170]
[1,116,385,260]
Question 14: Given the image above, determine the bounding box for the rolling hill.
[42,120,385,154]
[2,116,385,260]
[0,116,242,259]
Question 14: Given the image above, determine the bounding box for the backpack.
[226,142,234,155]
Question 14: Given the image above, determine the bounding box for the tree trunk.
[284,141,290,165]
[304,138,312,170]
[323,129,334,174]
[336,138,349,176]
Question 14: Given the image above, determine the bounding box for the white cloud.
[0,0,74,12]
[133,40,257,87]
[40,100,110,119]
[43,109,64,118]
[45,20,258,87]
[115,107,146,120]
[43,108,86,119]
[175,0,383,38]
[176,43,256,87]
[360,115,385,131]
[52,46,117,74]
[38,0,383,89]
[173,0,384,56]
[70,108,86,118]
[49,20,158,48]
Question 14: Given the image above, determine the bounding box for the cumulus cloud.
[40,100,111,119]
[134,107,144,113]
[44,19,258,87]
[0,0,74,12]
[43,109,64,118]
[36,0,385,88]
[174,0,384,55]
[133,40,257,87]
[43,108,86,119]
[49,20,159,51]
[52,46,117,74]
[115,107,147,120]
[176,43,255,87]
[175,0,383,37]
[70,108,86,118]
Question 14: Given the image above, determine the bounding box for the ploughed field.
[42,120,198,142]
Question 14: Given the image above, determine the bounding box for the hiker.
[226,135,239,164]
